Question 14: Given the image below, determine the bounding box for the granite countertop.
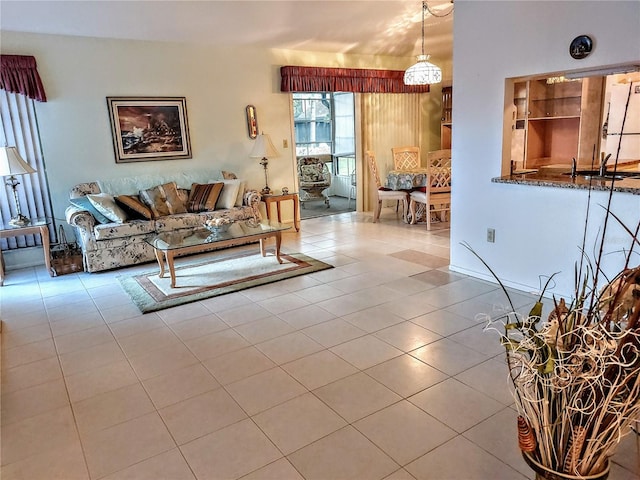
[492,171,640,195]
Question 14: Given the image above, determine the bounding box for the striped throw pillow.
[187,182,224,212]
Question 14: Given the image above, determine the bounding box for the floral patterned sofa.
[65,170,261,272]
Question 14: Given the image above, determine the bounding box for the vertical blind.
[0,90,55,249]
[360,93,422,211]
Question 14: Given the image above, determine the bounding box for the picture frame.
[246,105,258,139]
[106,96,192,163]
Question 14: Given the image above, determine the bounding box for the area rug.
[118,251,333,313]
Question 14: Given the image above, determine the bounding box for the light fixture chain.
[421,1,425,56]
[424,0,454,18]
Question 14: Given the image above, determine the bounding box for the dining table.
[384,168,429,223]
[385,168,429,191]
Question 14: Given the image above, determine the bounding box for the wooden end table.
[0,218,53,286]
[263,193,300,232]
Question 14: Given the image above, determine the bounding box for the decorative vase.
[522,452,610,480]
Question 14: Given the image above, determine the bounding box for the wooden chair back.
[392,146,421,170]
[427,149,452,194]
[366,150,383,189]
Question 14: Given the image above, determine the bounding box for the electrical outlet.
[487,228,495,243]
[283,139,288,148]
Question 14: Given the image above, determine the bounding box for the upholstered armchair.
[297,156,332,208]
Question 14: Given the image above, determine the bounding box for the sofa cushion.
[187,182,224,212]
[87,193,128,223]
[69,196,112,224]
[154,213,209,232]
[93,220,155,241]
[216,179,243,210]
[139,182,187,218]
[115,195,153,220]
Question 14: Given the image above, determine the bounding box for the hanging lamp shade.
[404,54,442,85]
[404,1,443,86]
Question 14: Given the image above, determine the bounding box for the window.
[293,92,355,175]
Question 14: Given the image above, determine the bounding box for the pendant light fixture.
[404,1,444,85]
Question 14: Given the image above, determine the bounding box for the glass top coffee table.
[145,220,291,288]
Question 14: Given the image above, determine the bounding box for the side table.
[0,218,53,286]
[263,193,300,232]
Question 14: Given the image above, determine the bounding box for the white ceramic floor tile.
[313,372,402,423]
[159,389,247,445]
[405,435,527,480]
[354,400,457,466]
[282,349,359,390]
[142,363,220,409]
[256,331,324,365]
[226,367,307,416]
[180,418,282,479]
[330,335,403,370]
[203,345,273,385]
[101,448,195,480]
[1,378,70,426]
[410,337,491,376]
[408,378,505,433]
[373,322,442,352]
[288,425,398,480]
[253,392,347,455]
[81,412,176,479]
[365,354,448,398]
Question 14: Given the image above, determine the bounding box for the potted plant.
[465,182,640,479]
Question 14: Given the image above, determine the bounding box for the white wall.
[1,31,441,268]
[451,1,640,298]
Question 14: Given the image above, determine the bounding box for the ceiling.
[0,0,454,60]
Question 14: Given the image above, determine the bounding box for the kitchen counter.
[492,171,640,195]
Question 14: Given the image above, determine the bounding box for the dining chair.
[392,146,421,170]
[409,149,451,230]
[366,150,408,223]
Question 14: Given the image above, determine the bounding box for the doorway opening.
[292,92,357,219]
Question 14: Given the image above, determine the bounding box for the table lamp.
[249,133,279,195]
[0,146,36,226]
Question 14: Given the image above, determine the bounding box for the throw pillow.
[115,195,153,220]
[139,182,187,218]
[87,193,129,223]
[187,182,224,212]
[235,180,247,207]
[69,196,112,224]
[222,171,237,179]
[216,179,242,210]
[300,164,323,183]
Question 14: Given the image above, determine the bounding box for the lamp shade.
[0,147,36,176]
[249,133,279,159]
[404,55,442,85]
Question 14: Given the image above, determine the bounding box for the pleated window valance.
[280,66,430,93]
[0,55,47,102]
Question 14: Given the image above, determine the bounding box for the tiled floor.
[1,211,639,480]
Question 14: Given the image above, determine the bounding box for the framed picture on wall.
[106,96,192,163]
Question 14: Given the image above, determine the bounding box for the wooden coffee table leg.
[260,238,267,257]
[155,249,166,278]
[166,251,177,288]
[274,232,283,264]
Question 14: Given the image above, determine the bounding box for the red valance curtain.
[0,55,47,102]
[281,66,430,94]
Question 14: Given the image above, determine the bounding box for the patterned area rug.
[118,250,333,313]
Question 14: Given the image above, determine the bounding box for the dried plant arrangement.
[464,174,640,478]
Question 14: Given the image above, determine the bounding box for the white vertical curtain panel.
[360,93,423,212]
[0,90,54,249]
